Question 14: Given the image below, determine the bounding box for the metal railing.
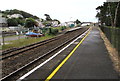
[100,26,120,56]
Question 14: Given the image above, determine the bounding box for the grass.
[0,35,24,39]
[1,27,64,50]
[4,35,23,38]
[2,34,55,50]
[51,26,70,32]
[0,45,2,50]
[1,26,72,50]
[51,27,62,32]
[4,35,19,38]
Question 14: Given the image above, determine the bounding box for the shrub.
[60,26,66,31]
[48,28,59,35]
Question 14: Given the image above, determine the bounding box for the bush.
[48,28,59,35]
[41,28,48,34]
[7,18,18,26]
[60,26,66,31]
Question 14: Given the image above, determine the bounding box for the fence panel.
[101,26,120,56]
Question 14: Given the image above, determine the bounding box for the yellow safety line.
[45,29,91,81]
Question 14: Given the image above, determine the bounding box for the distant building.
[0,13,8,27]
[35,19,45,28]
[60,22,67,26]
[7,14,23,18]
[81,22,92,26]
[52,20,59,27]
[61,21,76,27]
[67,21,76,26]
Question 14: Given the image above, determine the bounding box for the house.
[52,20,59,27]
[0,13,8,27]
[7,14,23,18]
[60,21,76,27]
[60,22,68,26]
[0,13,10,31]
[67,21,76,27]
[35,19,45,28]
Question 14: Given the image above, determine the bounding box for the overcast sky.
[0,0,106,23]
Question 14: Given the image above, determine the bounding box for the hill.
[2,9,39,19]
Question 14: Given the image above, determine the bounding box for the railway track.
[1,36,60,60]
[1,27,90,81]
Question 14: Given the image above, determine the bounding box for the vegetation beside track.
[2,34,55,50]
[2,26,69,50]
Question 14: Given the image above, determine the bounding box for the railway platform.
[19,27,119,81]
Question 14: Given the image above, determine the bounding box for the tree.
[42,21,52,27]
[96,2,120,27]
[53,19,61,24]
[44,14,52,21]
[75,19,81,24]
[2,9,39,19]
[96,3,111,26]
[75,19,81,26]
[116,2,120,27]
[7,18,18,26]
[31,16,39,19]
[25,18,37,28]
[16,18,25,26]
[114,2,120,27]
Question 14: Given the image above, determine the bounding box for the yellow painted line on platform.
[45,29,91,81]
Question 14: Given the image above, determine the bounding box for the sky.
[0,0,106,23]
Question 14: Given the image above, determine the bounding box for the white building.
[7,14,23,18]
[67,21,75,26]
[60,22,68,26]
[35,19,45,28]
[0,13,8,27]
[60,21,76,27]
[52,21,59,27]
